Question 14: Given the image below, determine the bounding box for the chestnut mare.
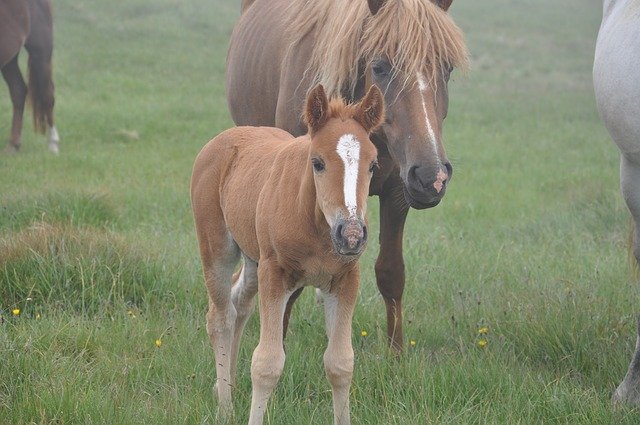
[0,0,58,153]
[226,0,468,351]
[191,85,384,424]
[594,0,640,405]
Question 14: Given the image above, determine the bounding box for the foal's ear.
[354,85,385,133]
[433,0,453,11]
[367,0,386,15]
[304,84,329,135]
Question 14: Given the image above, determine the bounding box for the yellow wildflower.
[478,326,489,335]
[155,339,162,348]
[127,310,137,319]
[36,313,41,320]
[410,340,416,347]
[12,308,20,316]
[478,339,488,348]
[360,330,367,337]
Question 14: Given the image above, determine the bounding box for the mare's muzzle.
[404,162,452,209]
[332,218,367,256]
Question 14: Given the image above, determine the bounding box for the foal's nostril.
[336,224,344,239]
[362,225,368,242]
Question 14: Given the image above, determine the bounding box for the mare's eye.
[372,62,390,78]
[369,159,378,173]
[444,63,454,81]
[312,158,325,173]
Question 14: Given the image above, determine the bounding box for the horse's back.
[226,0,312,135]
[594,0,640,156]
[0,0,29,67]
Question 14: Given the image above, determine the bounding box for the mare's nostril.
[336,224,344,239]
[362,225,368,242]
[444,162,453,178]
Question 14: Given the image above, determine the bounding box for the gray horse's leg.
[613,154,640,404]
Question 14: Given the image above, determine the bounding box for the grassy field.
[1,0,638,423]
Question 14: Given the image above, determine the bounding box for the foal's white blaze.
[417,72,440,166]
[336,134,361,219]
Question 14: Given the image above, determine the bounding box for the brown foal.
[191,85,384,424]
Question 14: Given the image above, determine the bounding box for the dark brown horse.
[226,0,468,351]
[1,0,58,153]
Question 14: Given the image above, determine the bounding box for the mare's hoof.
[3,144,19,154]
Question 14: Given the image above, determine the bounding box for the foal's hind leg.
[229,255,259,386]
[1,55,27,152]
[613,154,640,404]
[201,233,240,415]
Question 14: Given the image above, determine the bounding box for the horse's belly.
[594,2,640,156]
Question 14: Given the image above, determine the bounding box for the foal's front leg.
[323,267,360,425]
[249,260,290,425]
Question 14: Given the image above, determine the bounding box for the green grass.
[2,0,639,423]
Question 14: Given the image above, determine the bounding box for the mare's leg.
[376,180,410,352]
[613,153,640,404]
[249,260,290,425]
[323,267,359,425]
[201,233,240,416]
[229,255,259,385]
[1,55,27,152]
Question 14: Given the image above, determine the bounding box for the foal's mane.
[285,0,469,97]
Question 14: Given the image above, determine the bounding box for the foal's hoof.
[612,382,640,406]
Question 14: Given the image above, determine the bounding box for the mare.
[593,0,640,404]
[0,0,58,153]
[226,0,469,351]
[191,85,385,424]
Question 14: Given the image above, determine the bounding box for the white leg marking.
[48,125,60,154]
[417,72,440,166]
[336,134,361,219]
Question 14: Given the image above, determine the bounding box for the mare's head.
[295,0,469,208]
[304,84,384,257]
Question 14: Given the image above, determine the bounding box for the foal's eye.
[312,158,325,173]
[369,160,378,173]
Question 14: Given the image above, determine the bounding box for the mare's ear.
[433,0,453,11]
[354,85,385,133]
[304,85,329,135]
[367,0,385,15]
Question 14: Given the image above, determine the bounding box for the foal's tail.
[27,53,55,134]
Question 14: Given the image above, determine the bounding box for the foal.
[191,84,384,424]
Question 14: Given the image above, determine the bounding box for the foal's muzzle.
[332,218,367,257]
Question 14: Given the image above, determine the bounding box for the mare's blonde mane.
[285,0,469,97]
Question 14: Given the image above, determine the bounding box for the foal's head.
[304,84,384,257]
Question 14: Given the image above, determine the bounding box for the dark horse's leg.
[376,177,409,352]
[25,0,58,153]
[1,55,27,152]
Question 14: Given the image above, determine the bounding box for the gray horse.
[593,0,640,404]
